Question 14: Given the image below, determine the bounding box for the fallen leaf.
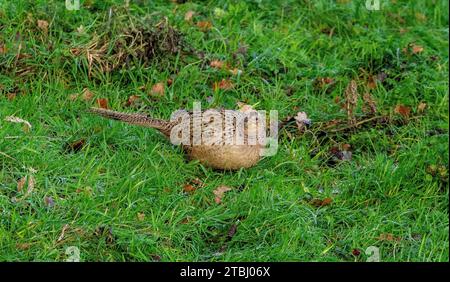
[213,79,234,91]
[196,21,212,31]
[227,224,237,238]
[352,249,361,256]
[394,104,411,118]
[69,93,79,101]
[294,112,311,133]
[412,44,424,54]
[167,78,173,86]
[314,77,335,89]
[150,254,161,261]
[0,43,6,54]
[150,82,165,97]
[82,88,94,101]
[210,60,224,69]
[44,196,54,207]
[378,233,401,242]
[183,184,196,193]
[7,93,16,101]
[367,75,377,89]
[4,116,32,132]
[309,197,333,207]
[37,19,49,33]
[137,212,145,221]
[16,243,31,250]
[184,10,195,22]
[213,185,232,204]
[67,139,85,152]
[417,102,427,113]
[96,98,109,109]
[228,68,242,76]
[17,177,26,192]
[125,95,141,107]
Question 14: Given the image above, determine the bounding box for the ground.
[0,0,448,262]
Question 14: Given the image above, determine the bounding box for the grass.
[0,0,448,262]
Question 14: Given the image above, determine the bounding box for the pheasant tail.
[89,108,173,136]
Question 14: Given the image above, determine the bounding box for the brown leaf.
[37,19,49,33]
[67,139,85,152]
[412,44,424,54]
[96,98,109,109]
[213,185,232,204]
[44,196,54,207]
[378,233,401,242]
[417,102,427,113]
[394,104,411,118]
[16,243,31,250]
[125,95,141,107]
[213,79,234,91]
[150,82,165,97]
[294,112,311,133]
[196,21,212,31]
[313,77,335,90]
[183,184,196,193]
[184,10,195,22]
[227,224,237,238]
[309,197,333,207]
[0,43,6,54]
[7,93,17,101]
[69,93,79,101]
[17,177,26,192]
[210,60,225,69]
[82,88,94,101]
[137,212,145,221]
[367,75,377,89]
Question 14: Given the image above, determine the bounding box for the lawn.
[0,0,448,262]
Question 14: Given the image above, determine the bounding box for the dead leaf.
[96,98,109,109]
[227,224,237,238]
[213,185,232,204]
[0,43,6,54]
[69,93,79,101]
[228,68,242,76]
[294,112,311,133]
[137,212,145,221]
[125,95,141,107]
[314,77,335,89]
[196,21,212,31]
[213,79,234,91]
[4,116,32,132]
[16,243,31,250]
[44,196,54,207]
[210,60,225,69]
[17,175,35,197]
[67,139,85,152]
[17,177,26,192]
[309,197,333,207]
[183,184,196,193]
[378,233,401,242]
[82,88,94,101]
[367,75,377,89]
[37,19,49,33]
[412,44,424,54]
[417,102,427,113]
[394,104,411,118]
[150,82,165,97]
[6,92,16,101]
[184,10,195,22]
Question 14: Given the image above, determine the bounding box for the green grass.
[0,0,448,262]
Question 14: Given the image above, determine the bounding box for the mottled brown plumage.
[89,107,264,170]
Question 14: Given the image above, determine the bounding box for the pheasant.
[89,107,267,170]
